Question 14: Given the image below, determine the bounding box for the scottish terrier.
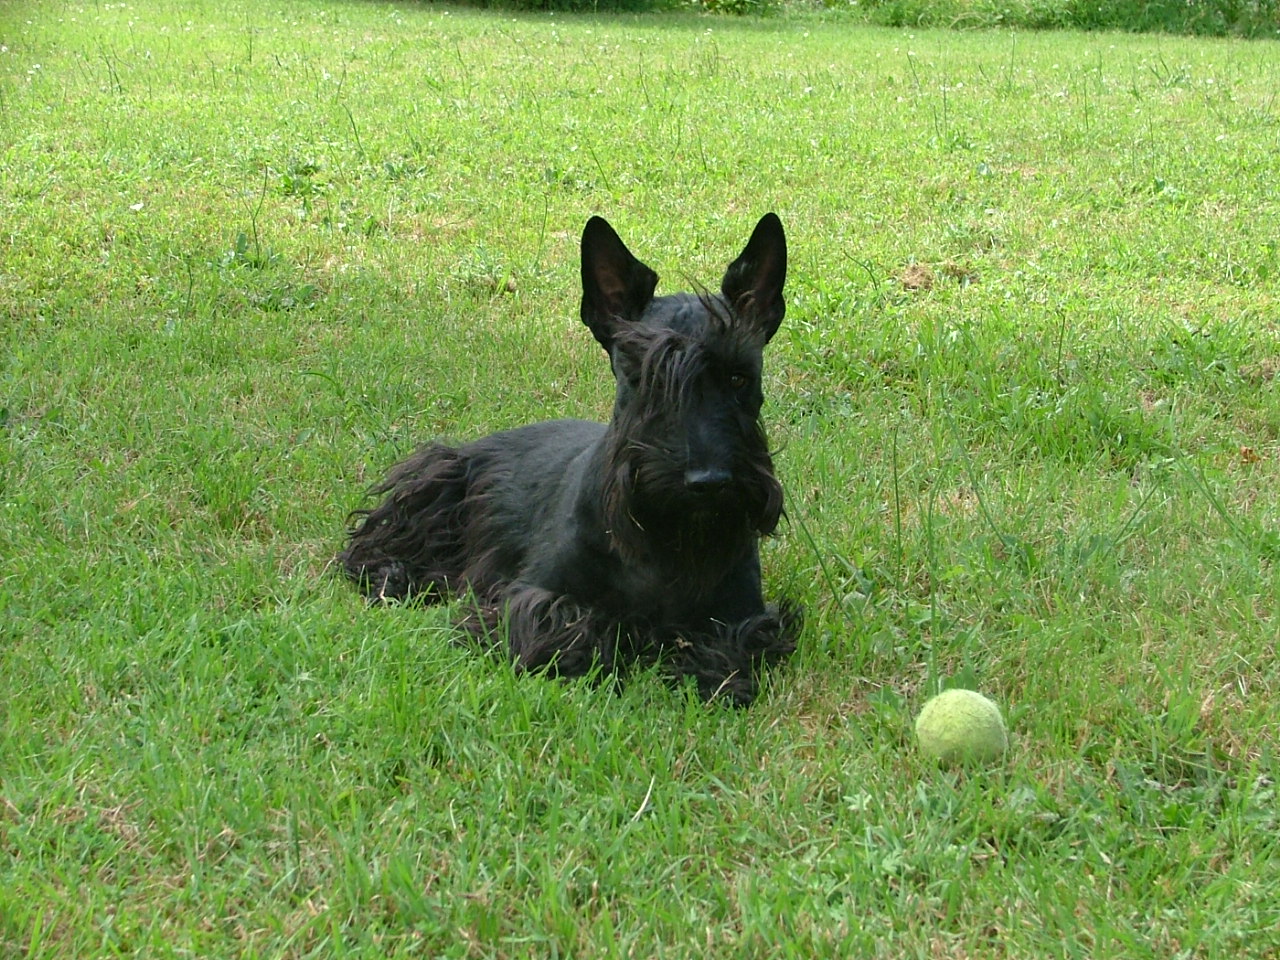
[340,213,797,704]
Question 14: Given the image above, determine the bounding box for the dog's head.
[579,215,788,565]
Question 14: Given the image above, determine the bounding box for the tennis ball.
[915,689,1008,765]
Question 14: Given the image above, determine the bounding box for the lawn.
[2,0,1278,956]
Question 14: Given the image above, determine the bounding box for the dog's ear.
[721,213,787,343]
[580,217,659,352]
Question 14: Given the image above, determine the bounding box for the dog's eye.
[728,373,748,390]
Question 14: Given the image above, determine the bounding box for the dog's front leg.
[739,601,802,667]
[498,585,620,680]
[666,603,801,706]
[663,631,758,706]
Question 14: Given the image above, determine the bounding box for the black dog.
[340,214,797,704]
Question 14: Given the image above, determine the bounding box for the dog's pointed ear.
[721,213,787,343]
[580,216,659,352]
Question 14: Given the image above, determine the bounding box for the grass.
[2,0,1279,956]
[824,0,1280,38]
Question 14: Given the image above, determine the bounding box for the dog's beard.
[603,449,777,588]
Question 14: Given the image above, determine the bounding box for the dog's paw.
[698,670,759,707]
[361,562,410,604]
[744,601,801,664]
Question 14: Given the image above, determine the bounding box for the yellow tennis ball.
[915,689,1008,765]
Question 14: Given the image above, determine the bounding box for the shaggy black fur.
[340,213,798,704]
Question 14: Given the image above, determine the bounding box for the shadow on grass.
[348,0,1279,37]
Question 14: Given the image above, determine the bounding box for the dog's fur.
[340,214,797,704]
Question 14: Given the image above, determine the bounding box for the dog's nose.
[684,467,732,494]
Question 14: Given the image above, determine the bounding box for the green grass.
[2,1,1279,956]
[824,0,1280,38]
